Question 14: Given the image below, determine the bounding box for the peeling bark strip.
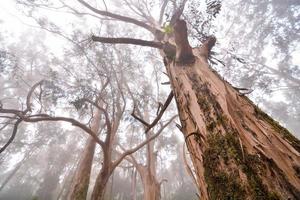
[166,29,300,199]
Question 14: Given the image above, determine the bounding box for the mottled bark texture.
[67,111,101,200]
[166,19,300,199]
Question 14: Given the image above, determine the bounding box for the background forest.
[0,0,299,199]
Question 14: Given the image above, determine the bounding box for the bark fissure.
[164,19,300,199]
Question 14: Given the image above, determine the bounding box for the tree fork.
[167,19,300,199]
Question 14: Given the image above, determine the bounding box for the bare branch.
[123,0,152,23]
[132,91,174,133]
[159,0,169,25]
[159,179,168,186]
[81,98,112,135]
[0,119,22,154]
[0,108,105,149]
[25,80,44,113]
[161,81,170,85]
[170,0,188,25]
[91,36,163,49]
[131,106,150,127]
[77,0,154,33]
[0,80,45,153]
[102,0,108,11]
[112,115,177,170]
[199,36,216,59]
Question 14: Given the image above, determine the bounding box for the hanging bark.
[67,110,101,200]
[165,19,300,199]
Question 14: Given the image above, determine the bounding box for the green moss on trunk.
[203,132,282,200]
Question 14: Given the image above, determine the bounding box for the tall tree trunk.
[67,110,101,200]
[128,152,161,200]
[131,169,137,200]
[166,20,300,199]
[90,167,111,200]
[139,167,161,200]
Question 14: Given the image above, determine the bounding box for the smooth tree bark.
[89,91,173,200]
[126,97,177,200]
[67,109,101,200]
[131,169,137,200]
[126,133,161,200]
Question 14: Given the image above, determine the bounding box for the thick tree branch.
[0,80,44,154]
[0,108,105,149]
[170,0,188,25]
[174,19,195,64]
[91,36,163,49]
[77,0,154,33]
[81,98,112,135]
[199,36,216,59]
[131,107,150,127]
[159,0,169,25]
[131,91,174,133]
[25,80,44,113]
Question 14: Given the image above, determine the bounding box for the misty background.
[0,0,299,199]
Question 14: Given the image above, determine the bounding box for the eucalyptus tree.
[39,0,299,199]
[1,10,173,200]
[2,0,300,199]
[62,0,300,199]
[119,85,177,200]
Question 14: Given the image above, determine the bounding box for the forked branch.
[0,109,105,149]
[113,115,177,170]
[77,0,154,33]
[131,91,174,133]
[0,81,105,153]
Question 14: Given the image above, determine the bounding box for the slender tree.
[67,109,102,200]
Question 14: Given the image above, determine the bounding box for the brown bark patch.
[173,19,195,64]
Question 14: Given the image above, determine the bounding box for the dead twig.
[131,91,174,133]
